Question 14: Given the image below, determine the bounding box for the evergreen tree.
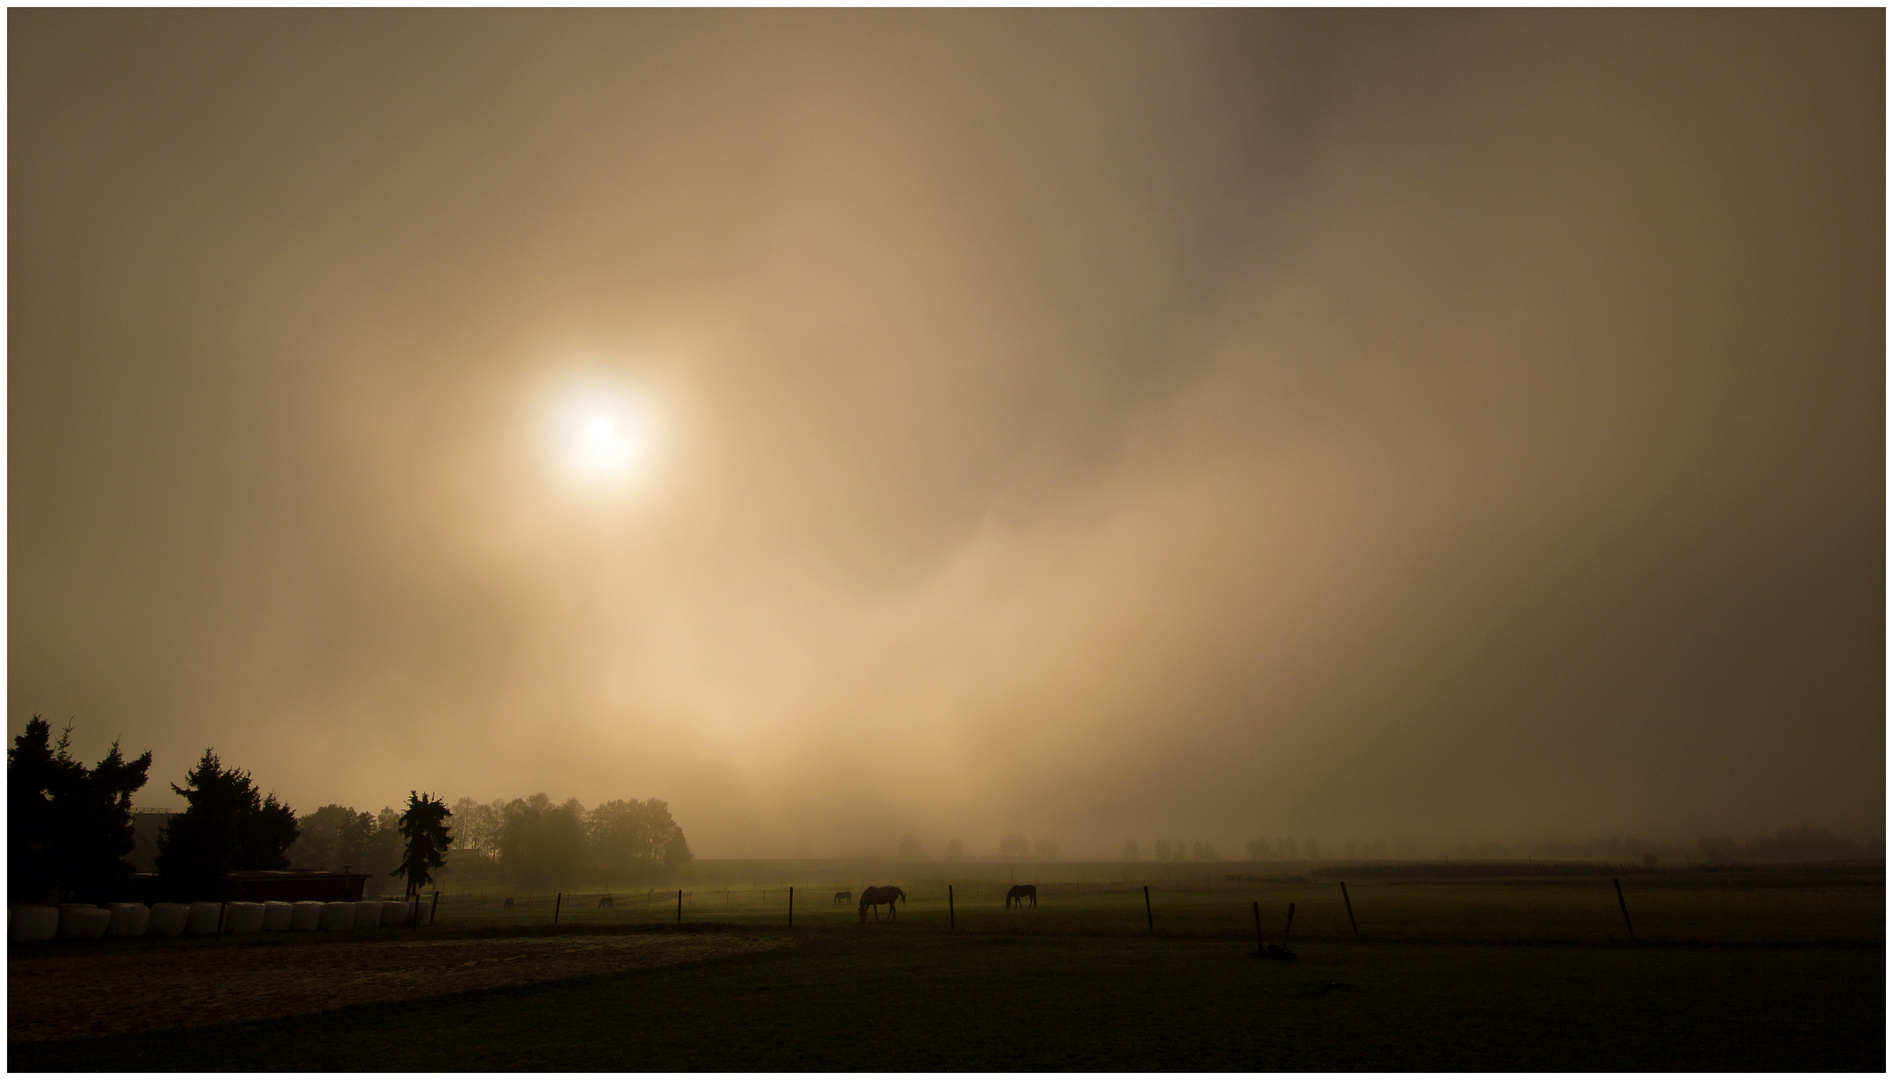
[393,791,452,899]
[7,717,152,903]
[156,749,298,900]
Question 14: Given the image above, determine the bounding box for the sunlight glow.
[547,378,659,491]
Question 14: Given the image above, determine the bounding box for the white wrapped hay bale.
[11,905,60,942]
[105,903,150,937]
[224,901,265,934]
[291,900,325,931]
[148,902,189,936]
[381,900,412,927]
[261,901,294,932]
[186,902,223,935]
[60,906,112,939]
[319,900,355,930]
[352,900,382,929]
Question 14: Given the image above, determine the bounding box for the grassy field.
[12,866,1882,1070]
[426,866,1883,946]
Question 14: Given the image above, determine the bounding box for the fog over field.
[10,10,1882,858]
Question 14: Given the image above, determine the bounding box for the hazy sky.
[10,10,1883,857]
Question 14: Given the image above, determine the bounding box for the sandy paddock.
[10,932,786,1044]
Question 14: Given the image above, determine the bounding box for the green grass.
[12,869,1883,1071]
[431,869,1883,946]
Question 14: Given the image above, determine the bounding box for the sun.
[547,379,657,489]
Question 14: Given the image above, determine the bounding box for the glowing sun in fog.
[547,379,658,490]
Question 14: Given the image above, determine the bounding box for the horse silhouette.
[598,895,613,908]
[503,897,514,910]
[1006,884,1038,908]
[858,885,907,922]
[833,891,852,904]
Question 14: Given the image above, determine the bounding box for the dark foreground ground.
[12,927,1881,1070]
[12,870,1884,1070]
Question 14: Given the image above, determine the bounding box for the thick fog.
[10,11,1882,857]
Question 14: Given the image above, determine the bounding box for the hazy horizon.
[11,10,1883,858]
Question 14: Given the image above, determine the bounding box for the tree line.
[8,716,453,903]
[443,793,693,890]
[9,717,688,903]
[283,793,693,893]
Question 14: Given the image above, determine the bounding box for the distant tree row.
[898,836,968,860]
[995,832,1063,861]
[836,828,1881,867]
[1244,837,1316,861]
[443,793,692,890]
[287,805,403,891]
[286,795,456,896]
[1698,828,1874,865]
[1116,838,1223,862]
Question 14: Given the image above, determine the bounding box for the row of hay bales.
[9,898,432,941]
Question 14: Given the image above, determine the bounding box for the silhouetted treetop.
[156,749,298,900]
[8,716,152,904]
[394,791,452,899]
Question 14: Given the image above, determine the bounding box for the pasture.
[11,864,1882,1070]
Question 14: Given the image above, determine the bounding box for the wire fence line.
[406,867,1883,950]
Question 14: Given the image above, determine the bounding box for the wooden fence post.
[788,887,794,928]
[431,890,439,926]
[1281,901,1296,948]
[677,889,683,925]
[1144,885,1154,934]
[1613,878,1636,940]
[1252,900,1264,953]
[949,885,955,931]
[554,893,562,927]
[1340,881,1359,937]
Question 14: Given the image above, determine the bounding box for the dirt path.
[10,932,787,1043]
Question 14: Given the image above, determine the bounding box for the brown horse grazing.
[833,891,852,905]
[598,895,613,908]
[858,885,907,922]
[1006,884,1038,908]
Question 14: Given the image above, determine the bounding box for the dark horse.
[598,895,613,908]
[1006,884,1038,908]
[859,885,907,922]
[833,891,852,905]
